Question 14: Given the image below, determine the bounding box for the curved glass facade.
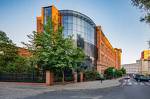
[38,5,122,73]
[60,10,96,59]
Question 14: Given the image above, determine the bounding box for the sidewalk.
[47,78,121,91]
[0,78,121,99]
[0,78,121,91]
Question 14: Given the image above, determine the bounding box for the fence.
[0,72,46,83]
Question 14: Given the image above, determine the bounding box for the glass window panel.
[63,23,68,30]
[73,24,76,31]
[79,25,82,32]
[76,18,80,25]
[84,21,88,28]
[81,19,84,27]
[63,29,68,37]
[73,16,77,24]
[80,31,84,38]
[68,29,73,36]
[68,16,73,23]
[76,24,79,32]
[73,31,77,39]
[81,26,84,33]
[87,23,90,30]
[63,16,68,23]
[47,8,51,16]
[68,23,73,30]
[73,30,77,37]
[44,7,51,24]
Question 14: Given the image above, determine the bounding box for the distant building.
[122,50,150,75]
[141,50,150,60]
[140,50,150,74]
[141,60,150,74]
[122,60,141,74]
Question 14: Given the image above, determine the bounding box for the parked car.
[139,76,150,82]
[134,74,150,82]
[134,74,142,81]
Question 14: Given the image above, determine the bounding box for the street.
[23,78,150,99]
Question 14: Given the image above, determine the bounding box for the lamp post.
[112,68,115,79]
[147,40,150,75]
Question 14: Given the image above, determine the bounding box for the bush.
[95,72,101,80]
[116,70,123,77]
[104,67,116,79]
[120,67,126,74]
[65,76,73,81]
[84,70,102,81]
[104,67,125,79]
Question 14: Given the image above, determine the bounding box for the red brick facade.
[96,26,122,73]
[18,47,31,57]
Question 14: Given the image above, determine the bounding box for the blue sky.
[0,0,149,64]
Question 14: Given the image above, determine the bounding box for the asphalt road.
[24,78,150,99]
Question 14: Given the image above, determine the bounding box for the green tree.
[24,18,85,83]
[6,56,35,73]
[104,67,116,79]
[0,31,18,73]
[120,67,126,74]
[131,0,150,23]
[115,70,123,77]
[0,31,34,74]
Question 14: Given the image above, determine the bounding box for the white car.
[123,76,132,85]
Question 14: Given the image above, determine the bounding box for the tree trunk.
[73,72,77,83]
[62,70,65,84]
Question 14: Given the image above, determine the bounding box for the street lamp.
[147,40,150,75]
[112,68,116,79]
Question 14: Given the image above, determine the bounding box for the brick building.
[96,26,122,73]
[18,47,31,57]
[20,5,122,73]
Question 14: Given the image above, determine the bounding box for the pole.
[147,40,150,74]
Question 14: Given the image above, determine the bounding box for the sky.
[0,0,150,64]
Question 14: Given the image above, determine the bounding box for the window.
[63,29,68,37]
[68,23,73,30]
[63,23,68,30]
[77,18,81,25]
[68,16,73,23]
[68,29,73,36]
[73,24,77,31]
[44,7,52,24]
[63,16,68,24]
[73,16,77,24]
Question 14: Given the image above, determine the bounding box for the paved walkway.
[0,78,121,99]
[48,79,121,90]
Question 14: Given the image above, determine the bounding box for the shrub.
[104,67,124,79]
[120,67,126,74]
[84,70,101,81]
[65,76,73,81]
[116,70,123,77]
[104,67,116,79]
